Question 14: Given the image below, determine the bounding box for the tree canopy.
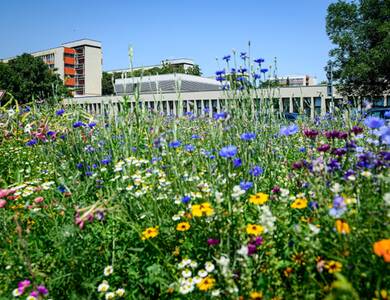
[0,53,69,105]
[326,0,390,96]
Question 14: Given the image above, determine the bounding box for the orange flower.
[176,222,190,231]
[335,220,351,234]
[373,239,390,263]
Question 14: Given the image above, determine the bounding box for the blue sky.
[0,0,335,80]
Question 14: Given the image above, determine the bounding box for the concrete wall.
[84,46,102,96]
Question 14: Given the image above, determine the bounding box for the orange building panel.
[64,47,76,54]
[64,67,75,75]
[65,78,75,86]
[64,57,75,65]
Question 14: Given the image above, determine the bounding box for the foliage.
[0,54,69,106]
[102,72,115,96]
[0,93,389,299]
[326,0,390,96]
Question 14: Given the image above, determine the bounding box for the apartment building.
[1,39,102,96]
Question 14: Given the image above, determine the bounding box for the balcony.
[64,57,75,65]
[64,67,75,75]
[65,78,76,86]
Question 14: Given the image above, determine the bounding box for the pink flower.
[0,199,6,208]
[34,197,44,203]
[0,189,15,198]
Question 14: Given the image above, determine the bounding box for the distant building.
[107,58,195,74]
[115,73,220,95]
[271,75,317,86]
[1,39,102,96]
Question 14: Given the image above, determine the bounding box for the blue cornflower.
[216,76,226,82]
[240,52,247,60]
[299,147,306,152]
[260,68,268,73]
[329,195,347,218]
[364,116,384,129]
[73,121,85,128]
[253,73,261,80]
[169,140,181,148]
[223,55,231,62]
[101,156,112,165]
[233,158,242,168]
[47,131,56,137]
[279,124,299,136]
[185,144,195,152]
[131,147,137,152]
[88,122,97,128]
[57,186,66,193]
[191,134,200,139]
[231,68,236,74]
[249,165,263,176]
[181,195,191,204]
[215,70,225,76]
[236,76,245,82]
[238,68,247,74]
[213,112,228,120]
[254,58,265,64]
[384,111,390,118]
[240,132,256,141]
[23,106,31,112]
[240,181,253,191]
[85,171,93,177]
[26,139,38,146]
[56,109,65,116]
[219,145,237,158]
[76,163,83,169]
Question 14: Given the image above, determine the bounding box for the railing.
[63,85,389,118]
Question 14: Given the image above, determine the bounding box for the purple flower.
[249,165,263,176]
[240,181,253,191]
[364,116,384,129]
[247,243,257,255]
[279,124,299,136]
[207,238,220,246]
[384,111,390,118]
[219,145,237,158]
[309,201,319,210]
[169,140,181,148]
[30,290,39,297]
[303,129,319,139]
[317,144,330,152]
[240,132,256,141]
[233,158,242,168]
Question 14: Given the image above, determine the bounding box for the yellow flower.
[335,219,351,234]
[250,291,263,300]
[249,192,269,205]
[246,224,264,236]
[176,222,191,231]
[291,198,308,209]
[197,276,215,291]
[325,260,342,273]
[141,226,159,240]
[191,202,214,217]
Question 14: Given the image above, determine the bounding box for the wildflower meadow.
[0,56,389,300]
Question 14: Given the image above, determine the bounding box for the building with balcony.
[1,39,102,97]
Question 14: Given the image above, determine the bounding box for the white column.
[279,98,283,113]
[300,97,304,114]
[310,97,315,120]
[289,97,293,113]
[321,96,326,116]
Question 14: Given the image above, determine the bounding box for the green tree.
[0,53,69,105]
[326,0,390,96]
[102,72,114,95]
